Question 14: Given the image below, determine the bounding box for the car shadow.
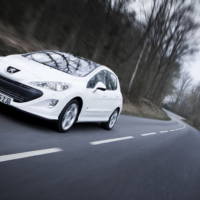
[0,104,102,134]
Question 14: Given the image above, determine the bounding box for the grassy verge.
[123,98,170,121]
[182,118,200,130]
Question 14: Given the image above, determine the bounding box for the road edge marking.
[90,136,134,145]
[0,148,63,163]
[141,132,157,137]
[160,130,169,133]
[169,129,177,132]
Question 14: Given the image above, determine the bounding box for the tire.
[102,109,119,130]
[57,100,80,133]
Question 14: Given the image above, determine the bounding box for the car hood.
[0,55,82,84]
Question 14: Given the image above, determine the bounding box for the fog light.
[48,99,59,108]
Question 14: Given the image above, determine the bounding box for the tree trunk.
[127,39,147,96]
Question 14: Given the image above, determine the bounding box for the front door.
[83,70,111,121]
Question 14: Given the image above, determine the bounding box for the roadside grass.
[123,98,170,121]
[182,118,200,131]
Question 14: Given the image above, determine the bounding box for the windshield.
[23,51,100,77]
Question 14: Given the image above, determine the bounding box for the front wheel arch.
[57,97,83,132]
[71,97,83,117]
[60,96,83,118]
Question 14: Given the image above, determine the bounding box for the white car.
[0,51,123,132]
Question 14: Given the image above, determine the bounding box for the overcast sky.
[131,0,200,83]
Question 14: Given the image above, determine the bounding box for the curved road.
[0,104,200,200]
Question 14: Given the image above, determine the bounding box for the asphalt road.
[0,104,200,200]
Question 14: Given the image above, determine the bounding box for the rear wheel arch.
[101,108,120,130]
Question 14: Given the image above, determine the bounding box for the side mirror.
[93,82,106,93]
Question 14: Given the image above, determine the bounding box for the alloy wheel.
[62,103,78,131]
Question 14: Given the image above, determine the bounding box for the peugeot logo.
[7,66,20,74]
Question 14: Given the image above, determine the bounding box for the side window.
[87,70,106,88]
[106,71,118,90]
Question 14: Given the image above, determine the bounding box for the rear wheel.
[102,109,119,130]
[57,100,79,133]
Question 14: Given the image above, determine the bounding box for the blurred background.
[0,0,200,128]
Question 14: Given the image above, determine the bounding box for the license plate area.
[0,92,13,105]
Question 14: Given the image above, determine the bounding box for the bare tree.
[173,71,192,108]
[127,0,198,104]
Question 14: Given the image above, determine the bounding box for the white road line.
[178,127,185,130]
[141,132,157,137]
[0,148,63,163]
[90,136,134,145]
[171,126,185,131]
[160,130,169,133]
[90,125,186,146]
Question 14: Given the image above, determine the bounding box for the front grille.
[0,75,43,103]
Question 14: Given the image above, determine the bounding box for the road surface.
[0,104,200,200]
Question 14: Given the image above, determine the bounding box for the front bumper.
[0,75,43,103]
[0,75,71,120]
[0,83,70,120]
[8,91,69,120]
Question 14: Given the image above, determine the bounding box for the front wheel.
[57,100,79,133]
[102,109,119,130]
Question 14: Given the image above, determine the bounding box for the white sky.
[131,0,200,83]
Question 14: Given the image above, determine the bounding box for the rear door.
[104,70,121,115]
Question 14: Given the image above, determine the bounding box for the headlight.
[30,81,69,91]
